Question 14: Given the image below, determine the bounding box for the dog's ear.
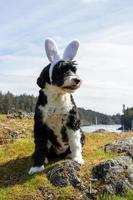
[37,65,50,88]
[45,38,61,63]
[63,40,79,61]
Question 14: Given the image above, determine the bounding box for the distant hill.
[78,108,121,126]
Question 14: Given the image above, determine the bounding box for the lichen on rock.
[47,160,81,187]
[93,156,133,195]
[104,137,133,153]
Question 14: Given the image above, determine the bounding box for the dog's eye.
[60,66,69,74]
[71,66,77,73]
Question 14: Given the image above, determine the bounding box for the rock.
[92,156,133,195]
[85,189,98,200]
[93,129,106,133]
[3,126,12,132]
[47,194,54,200]
[0,127,13,145]
[7,111,34,119]
[47,160,81,187]
[18,111,28,119]
[7,114,15,119]
[117,126,123,131]
[126,150,133,159]
[0,126,27,145]
[47,160,98,199]
[10,131,19,139]
[21,128,26,134]
[104,137,133,153]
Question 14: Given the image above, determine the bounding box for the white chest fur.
[40,85,73,119]
[38,85,73,150]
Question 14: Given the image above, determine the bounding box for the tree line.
[0,92,132,129]
[121,106,133,131]
[0,91,37,114]
[0,91,121,125]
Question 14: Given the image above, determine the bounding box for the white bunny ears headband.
[45,38,80,83]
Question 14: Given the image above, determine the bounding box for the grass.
[0,114,133,200]
[98,192,133,200]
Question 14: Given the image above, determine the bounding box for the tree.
[121,106,133,130]
[0,91,37,114]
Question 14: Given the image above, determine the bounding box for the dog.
[29,38,85,175]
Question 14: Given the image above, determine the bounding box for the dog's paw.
[44,157,49,164]
[65,153,72,159]
[28,165,44,175]
[73,156,84,165]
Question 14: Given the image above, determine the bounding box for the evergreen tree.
[0,91,37,114]
[121,106,133,130]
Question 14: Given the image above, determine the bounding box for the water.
[81,124,122,133]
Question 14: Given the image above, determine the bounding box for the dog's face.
[37,61,81,93]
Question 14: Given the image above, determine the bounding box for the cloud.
[0,0,133,114]
[1,34,133,114]
[0,55,45,76]
[73,41,133,114]
[0,74,38,95]
[89,25,133,45]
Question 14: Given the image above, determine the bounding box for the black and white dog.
[29,38,85,175]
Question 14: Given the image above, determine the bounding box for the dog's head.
[37,38,81,93]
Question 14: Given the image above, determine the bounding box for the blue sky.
[0,0,133,114]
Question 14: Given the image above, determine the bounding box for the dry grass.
[0,114,133,200]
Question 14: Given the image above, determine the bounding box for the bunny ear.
[45,38,61,63]
[63,40,80,61]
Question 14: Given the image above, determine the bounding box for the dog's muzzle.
[63,77,82,90]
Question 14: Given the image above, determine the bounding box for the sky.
[0,0,133,115]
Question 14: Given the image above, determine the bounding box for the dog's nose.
[73,78,81,84]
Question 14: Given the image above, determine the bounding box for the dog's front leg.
[67,129,84,165]
[28,123,49,175]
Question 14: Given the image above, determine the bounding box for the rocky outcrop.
[47,160,97,199]
[46,137,133,197]
[93,129,106,133]
[47,161,81,187]
[104,137,133,153]
[7,111,34,119]
[92,137,133,195]
[0,126,27,145]
[93,155,133,195]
